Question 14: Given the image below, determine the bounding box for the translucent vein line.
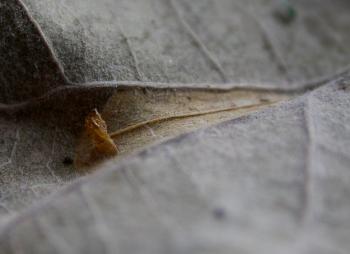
[78,186,113,254]
[257,20,292,82]
[0,130,20,169]
[16,0,68,83]
[233,2,292,82]
[46,128,61,183]
[109,102,275,138]
[122,167,182,234]
[118,22,143,81]
[33,217,71,254]
[301,96,315,224]
[169,0,228,82]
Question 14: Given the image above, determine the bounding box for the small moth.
[74,109,118,170]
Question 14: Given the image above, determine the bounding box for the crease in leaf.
[75,88,291,171]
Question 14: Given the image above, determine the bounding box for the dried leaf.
[100,87,290,158]
[73,88,290,168]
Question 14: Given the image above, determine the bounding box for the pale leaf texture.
[0,0,349,253]
[0,78,349,253]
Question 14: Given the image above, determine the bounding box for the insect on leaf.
[74,109,118,170]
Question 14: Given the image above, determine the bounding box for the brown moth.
[74,109,118,170]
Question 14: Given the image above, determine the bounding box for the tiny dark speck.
[260,98,270,103]
[273,0,297,25]
[63,157,73,165]
[339,83,349,91]
[213,207,227,220]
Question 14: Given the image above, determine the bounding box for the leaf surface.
[0,0,349,252]
[1,78,349,253]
